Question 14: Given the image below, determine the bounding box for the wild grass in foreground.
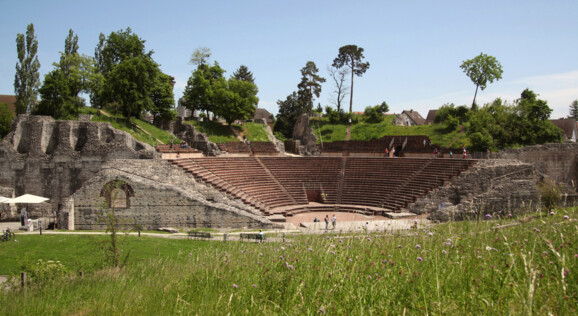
[0,208,576,315]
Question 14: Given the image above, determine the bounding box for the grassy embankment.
[311,115,470,148]
[185,120,270,143]
[0,207,576,315]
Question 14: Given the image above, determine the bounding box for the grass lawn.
[312,116,471,148]
[0,207,576,315]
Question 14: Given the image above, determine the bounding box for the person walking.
[332,214,336,229]
[324,215,329,230]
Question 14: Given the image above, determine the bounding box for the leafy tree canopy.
[14,23,41,114]
[460,53,503,108]
[332,45,370,114]
[274,92,305,138]
[467,89,561,151]
[92,28,173,121]
[0,102,15,138]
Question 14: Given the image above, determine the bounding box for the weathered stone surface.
[0,115,156,217]
[61,159,274,230]
[408,159,577,221]
[155,117,221,156]
[264,124,285,154]
[291,114,320,156]
[495,143,578,189]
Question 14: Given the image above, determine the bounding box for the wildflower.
[367,237,372,242]
[417,257,423,262]
[549,211,555,215]
[485,214,492,219]
[281,247,285,250]
[252,284,257,287]
[318,307,326,314]
[533,228,540,232]
[416,244,421,249]
[398,245,402,248]
[233,284,238,288]
[428,232,434,236]
[308,248,313,251]
[330,251,336,255]
[442,250,447,255]
[563,215,570,220]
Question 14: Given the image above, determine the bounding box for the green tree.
[0,102,14,138]
[149,73,176,121]
[460,53,503,109]
[232,65,255,83]
[332,45,370,114]
[14,23,41,114]
[568,100,578,120]
[214,78,259,125]
[363,105,384,123]
[274,92,306,138]
[189,47,211,66]
[297,61,325,115]
[378,101,389,113]
[93,28,170,121]
[435,103,470,124]
[182,62,227,119]
[36,30,95,118]
[467,90,562,150]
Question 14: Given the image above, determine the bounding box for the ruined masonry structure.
[0,115,274,229]
[1,115,577,230]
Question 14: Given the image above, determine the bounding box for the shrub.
[537,178,562,210]
[22,259,69,284]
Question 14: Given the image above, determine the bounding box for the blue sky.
[1,0,577,119]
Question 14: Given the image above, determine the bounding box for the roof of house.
[549,118,577,140]
[402,110,426,125]
[0,95,16,114]
[426,109,438,124]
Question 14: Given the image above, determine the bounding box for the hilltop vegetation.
[311,115,469,148]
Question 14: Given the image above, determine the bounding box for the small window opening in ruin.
[100,179,134,209]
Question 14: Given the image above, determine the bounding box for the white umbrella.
[1,194,49,204]
[0,196,12,203]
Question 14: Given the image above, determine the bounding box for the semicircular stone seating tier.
[169,157,475,216]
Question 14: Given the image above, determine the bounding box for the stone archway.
[100,179,135,209]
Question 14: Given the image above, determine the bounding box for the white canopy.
[0,196,10,203]
[0,194,49,204]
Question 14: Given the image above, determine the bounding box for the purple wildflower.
[417,257,423,262]
[563,215,570,220]
[233,284,238,288]
[416,244,421,249]
[485,214,492,219]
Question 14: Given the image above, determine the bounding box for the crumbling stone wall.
[291,114,320,156]
[0,115,156,218]
[495,143,578,190]
[155,117,220,155]
[408,159,577,221]
[62,159,274,230]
